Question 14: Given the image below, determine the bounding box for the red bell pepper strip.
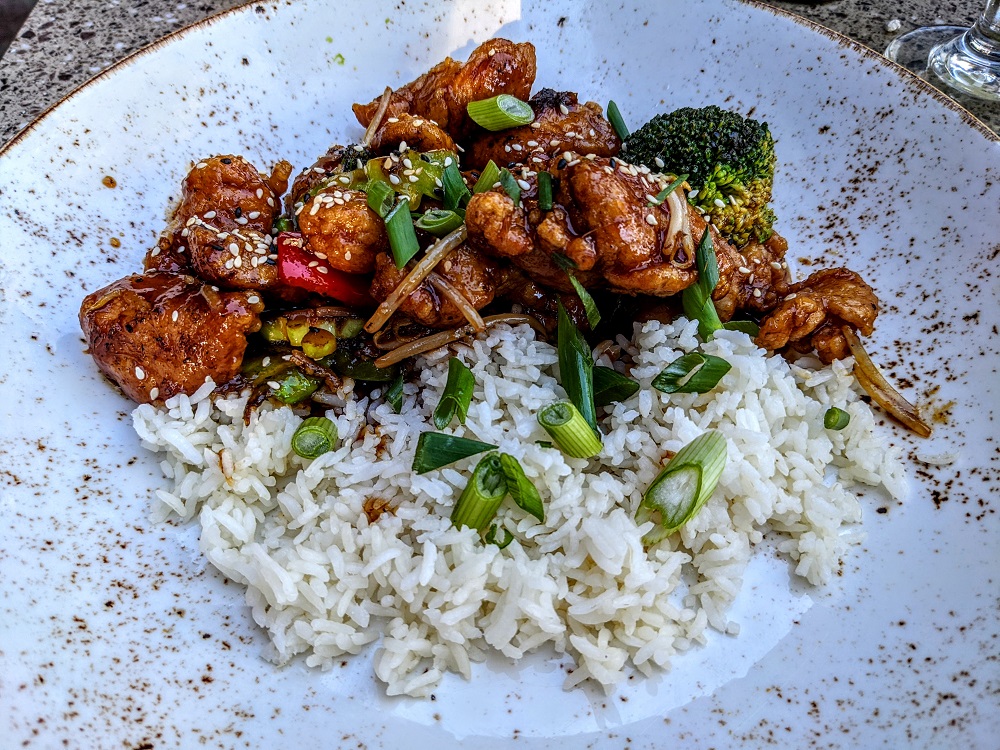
[276,232,374,308]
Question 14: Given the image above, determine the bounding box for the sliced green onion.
[651,352,732,394]
[537,401,603,459]
[473,160,501,194]
[451,453,508,531]
[433,358,475,430]
[592,365,640,407]
[291,416,338,459]
[556,301,598,433]
[385,198,420,268]
[537,170,553,210]
[366,179,395,218]
[681,228,724,340]
[271,369,321,404]
[567,274,600,329]
[636,430,727,545]
[411,432,498,474]
[467,94,534,131]
[483,523,514,548]
[723,320,761,337]
[442,162,471,211]
[824,407,851,430]
[606,100,629,142]
[415,208,465,237]
[499,453,544,522]
[535,440,553,449]
[649,173,688,205]
[551,252,576,271]
[273,216,295,233]
[385,372,404,413]
[498,168,521,205]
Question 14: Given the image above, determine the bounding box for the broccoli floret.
[624,105,777,248]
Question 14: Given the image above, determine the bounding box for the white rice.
[133,319,906,696]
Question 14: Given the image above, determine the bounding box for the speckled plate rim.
[1,1,998,748]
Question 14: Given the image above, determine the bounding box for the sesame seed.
[738,266,752,274]
[224,259,234,269]
[785,293,798,300]
[171,310,179,322]
[317,266,328,274]
[589,129,595,137]
[308,260,319,268]
[315,252,327,259]
[267,381,281,390]
[653,157,665,169]
[177,246,186,253]
[526,140,538,147]
[256,188,264,198]
[530,122,541,129]
[713,198,726,208]
[233,256,242,268]
[266,197,275,207]
[262,357,271,367]
[149,387,159,400]
[353,144,365,152]
[688,189,699,199]
[150,247,161,257]
[645,194,659,204]
[408,175,419,183]
[444,157,453,167]
[403,168,414,176]
[559,104,569,115]
[770,261,783,270]
[236,217,248,225]
[248,211,260,219]
[338,176,351,184]
[387,117,399,123]
[203,210,217,219]
[403,158,413,169]
[135,366,146,380]
[512,144,523,151]
[435,178,443,187]
[398,141,408,152]
[413,119,424,126]
[567,159,581,167]
[504,145,512,153]
[753,289,763,298]
[344,251,352,261]
[489,48,496,56]
[228,243,240,255]
[565,131,577,138]
[196,162,208,169]
[309,202,321,215]
[389,174,401,185]
[517,179,531,190]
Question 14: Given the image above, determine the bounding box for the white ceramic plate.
[1,1,998,747]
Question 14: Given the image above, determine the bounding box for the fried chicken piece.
[466,153,699,297]
[368,246,498,328]
[756,267,879,363]
[464,89,621,170]
[353,38,536,141]
[494,265,589,331]
[367,113,457,155]
[185,223,279,290]
[712,232,790,320]
[295,187,388,274]
[287,144,368,211]
[79,271,264,404]
[147,154,292,274]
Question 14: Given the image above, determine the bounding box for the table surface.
[1,0,998,148]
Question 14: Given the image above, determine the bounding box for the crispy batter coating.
[757,267,879,363]
[79,271,264,404]
[367,113,457,155]
[148,154,291,275]
[368,246,498,328]
[186,223,279,290]
[296,188,388,274]
[466,153,699,297]
[353,39,536,141]
[465,89,621,170]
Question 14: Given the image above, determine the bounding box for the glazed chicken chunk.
[756,267,879,363]
[353,38,536,141]
[464,89,621,170]
[466,153,702,296]
[147,154,292,277]
[79,271,265,404]
[296,187,389,274]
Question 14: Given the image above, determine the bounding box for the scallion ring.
[537,401,602,459]
[498,168,521,205]
[291,416,338,459]
[433,358,476,430]
[499,453,544,522]
[636,430,727,545]
[651,352,732,394]
[385,198,420,268]
[537,170,553,210]
[467,94,534,131]
[483,522,514,548]
[415,208,465,237]
[606,100,629,142]
[366,179,395,218]
[451,453,508,531]
[824,407,851,430]
[411,432,498,474]
[442,162,471,211]
[473,160,501,194]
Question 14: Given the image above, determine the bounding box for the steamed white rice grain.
[133,319,905,695]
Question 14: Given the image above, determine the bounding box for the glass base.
[885,25,1000,101]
